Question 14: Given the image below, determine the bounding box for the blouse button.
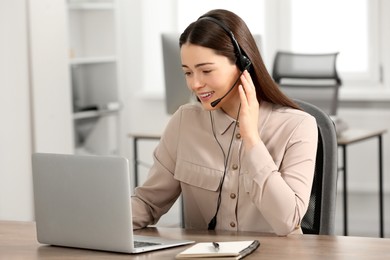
[236,133,241,139]
[232,164,238,170]
[230,222,236,228]
[230,193,236,199]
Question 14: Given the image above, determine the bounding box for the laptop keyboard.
[134,240,162,248]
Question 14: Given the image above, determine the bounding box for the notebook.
[176,240,260,259]
[31,153,194,254]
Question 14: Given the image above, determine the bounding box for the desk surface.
[337,128,387,145]
[1,221,390,259]
[128,133,161,139]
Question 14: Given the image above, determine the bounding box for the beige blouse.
[131,101,318,236]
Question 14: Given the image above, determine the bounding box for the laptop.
[31,153,194,253]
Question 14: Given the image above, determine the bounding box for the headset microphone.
[210,61,251,108]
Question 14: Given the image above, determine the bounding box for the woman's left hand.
[238,70,261,150]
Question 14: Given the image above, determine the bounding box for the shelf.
[68,0,120,156]
[73,107,119,120]
[70,56,116,65]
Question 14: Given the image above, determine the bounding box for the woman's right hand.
[238,70,260,150]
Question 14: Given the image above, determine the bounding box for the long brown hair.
[179,9,300,110]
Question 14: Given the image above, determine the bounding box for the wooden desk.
[1,221,390,259]
[337,128,387,237]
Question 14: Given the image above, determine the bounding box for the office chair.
[296,99,338,235]
[272,51,341,116]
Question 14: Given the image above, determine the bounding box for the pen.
[212,242,220,252]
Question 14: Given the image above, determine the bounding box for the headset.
[197,16,249,230]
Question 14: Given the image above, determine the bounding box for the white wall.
[0,0,73,221]
[28,0,74,153]
[0,0,34,220]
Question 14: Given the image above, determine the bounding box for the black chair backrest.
[295,99,338,235]
[273,52,341,116]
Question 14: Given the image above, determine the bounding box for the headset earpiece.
[237,54,252,72]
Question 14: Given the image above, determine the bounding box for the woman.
[131,9,318,236]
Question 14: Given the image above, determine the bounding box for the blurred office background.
[1,0,389,237]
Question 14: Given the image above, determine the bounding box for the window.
[177,0,265,38]
[285,0,379,86]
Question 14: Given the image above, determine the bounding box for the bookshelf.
[67,0,120,155]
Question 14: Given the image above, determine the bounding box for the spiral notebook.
[176,240,260,259]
